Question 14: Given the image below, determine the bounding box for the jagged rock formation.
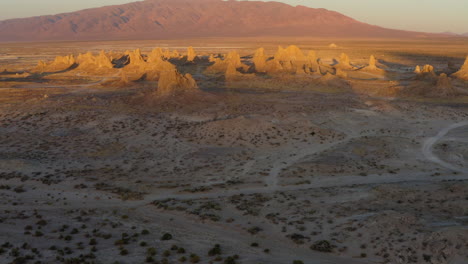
[96,51,113,69]
[334,53,355,70]
[306,51,320,73]
[252,48,268,73]
[127,49,145,67]
[76,51,113,70]
[452,56,468,80]
[274,45,306,74]
[119,48,179,80]
[36,55,76,72]
[147,48,164,63]
[206,51,248,74]
[264,45,319,75]
[156,68,198,97]
[187,47,197,62]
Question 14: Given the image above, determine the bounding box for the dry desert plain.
[0,38,468,264]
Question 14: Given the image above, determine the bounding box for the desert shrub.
[161,233,173,241]
[208,244,221,256]
[189,254,200,263]
[310,240,333,252]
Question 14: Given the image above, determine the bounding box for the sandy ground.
[0,38,468,264]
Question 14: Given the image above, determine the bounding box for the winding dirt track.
[422,121,468,173]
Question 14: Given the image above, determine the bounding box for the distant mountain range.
[0,0,452,42]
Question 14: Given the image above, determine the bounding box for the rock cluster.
[263,45,319,74]
[76,51,113,70]
[207,51,248,74]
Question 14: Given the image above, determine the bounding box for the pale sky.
[0,0,467,34]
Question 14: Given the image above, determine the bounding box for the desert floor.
[0,38,468,264]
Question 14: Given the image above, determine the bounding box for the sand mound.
[434,73,457,97]
[404,73,458,97]
[452,56,468,80]
[318,72,351,90]
[155,68,198,97]
[329,43,338,48]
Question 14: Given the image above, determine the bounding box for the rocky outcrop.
[147,48,164,63]
[365,55,377,71]
[156,68,198,97]
[253,48,268,73]
[96,51,113,69]
[361,55,384,73]
[206,51,248,74]
[76,51,113,70]
[334,53,355,70]
[415,64,436,80]
[187,46,197,62]
[265,45,318,74]
[405,72,458,97]
[36,55,76,72]
[127,49,145,67]
[452,56,468,80]
[306,51,320,73]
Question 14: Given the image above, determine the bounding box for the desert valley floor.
[0,38,468,264]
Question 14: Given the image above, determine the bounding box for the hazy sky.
[0,0,467,34]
